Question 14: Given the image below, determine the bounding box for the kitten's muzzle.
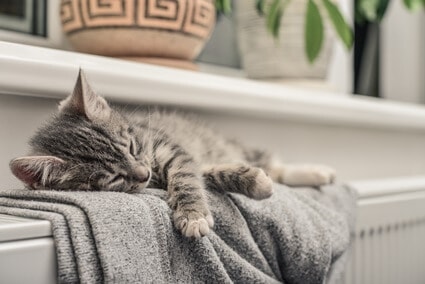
[134,166,151,183]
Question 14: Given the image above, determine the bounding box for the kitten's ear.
[10,156,65,188]
[59,69,111,121]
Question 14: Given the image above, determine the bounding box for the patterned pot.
[60,0,216,69]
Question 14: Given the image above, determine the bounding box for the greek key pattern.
[61,0,215,39]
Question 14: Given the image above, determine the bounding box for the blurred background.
[200,0,425,103]
[0,0,423,101]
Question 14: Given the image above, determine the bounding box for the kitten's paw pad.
[249,168,274,200]
[174,211,214,238]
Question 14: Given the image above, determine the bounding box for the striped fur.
[9,70,335,238]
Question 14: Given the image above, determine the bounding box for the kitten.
[9,70,335,238]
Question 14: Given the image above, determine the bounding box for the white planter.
[235,0,334,79]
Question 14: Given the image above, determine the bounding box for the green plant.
[356,0,425,22]
[215,0,424,64]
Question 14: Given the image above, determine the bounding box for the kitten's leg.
[155,144,213,238]
[202,164,274,200]
[268,161,336,187]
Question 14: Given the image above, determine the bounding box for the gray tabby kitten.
[10,71,335,238]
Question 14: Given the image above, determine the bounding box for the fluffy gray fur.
[10,70,336,238]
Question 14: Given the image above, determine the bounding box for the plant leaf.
[267,0,283,38]
[358,0,380,21]
[322,0,353,50]
[376,0,390,20]
[222,0,232,14]
[215,0,223,13]
[272,6,283,37]
[404,0,423,10]
[256,0,266,16]
[305,0,324,63]
[356,0,390,23]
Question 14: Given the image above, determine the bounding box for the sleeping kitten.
[9,70,335,238]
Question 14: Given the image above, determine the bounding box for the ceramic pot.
[234,0,334,79]
[60,0,216,69]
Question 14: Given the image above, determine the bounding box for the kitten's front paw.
[174,210,214,238]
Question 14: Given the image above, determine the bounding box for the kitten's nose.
[134,166,150,183]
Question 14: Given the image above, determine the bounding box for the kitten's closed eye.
[109,174,125,187]
[129,138,138,157]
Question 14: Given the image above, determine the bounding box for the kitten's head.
[10,70,151,193]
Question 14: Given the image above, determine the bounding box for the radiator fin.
[344,217,425,284]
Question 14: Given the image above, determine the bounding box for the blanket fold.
[0,184,356,284]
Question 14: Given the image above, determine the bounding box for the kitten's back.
[129,110,262,166]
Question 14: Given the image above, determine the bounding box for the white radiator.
[1,176,425,283]
[345,177,425,284]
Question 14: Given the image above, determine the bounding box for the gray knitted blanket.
[0,184,356,284]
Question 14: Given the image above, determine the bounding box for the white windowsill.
[2,41,425,131]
